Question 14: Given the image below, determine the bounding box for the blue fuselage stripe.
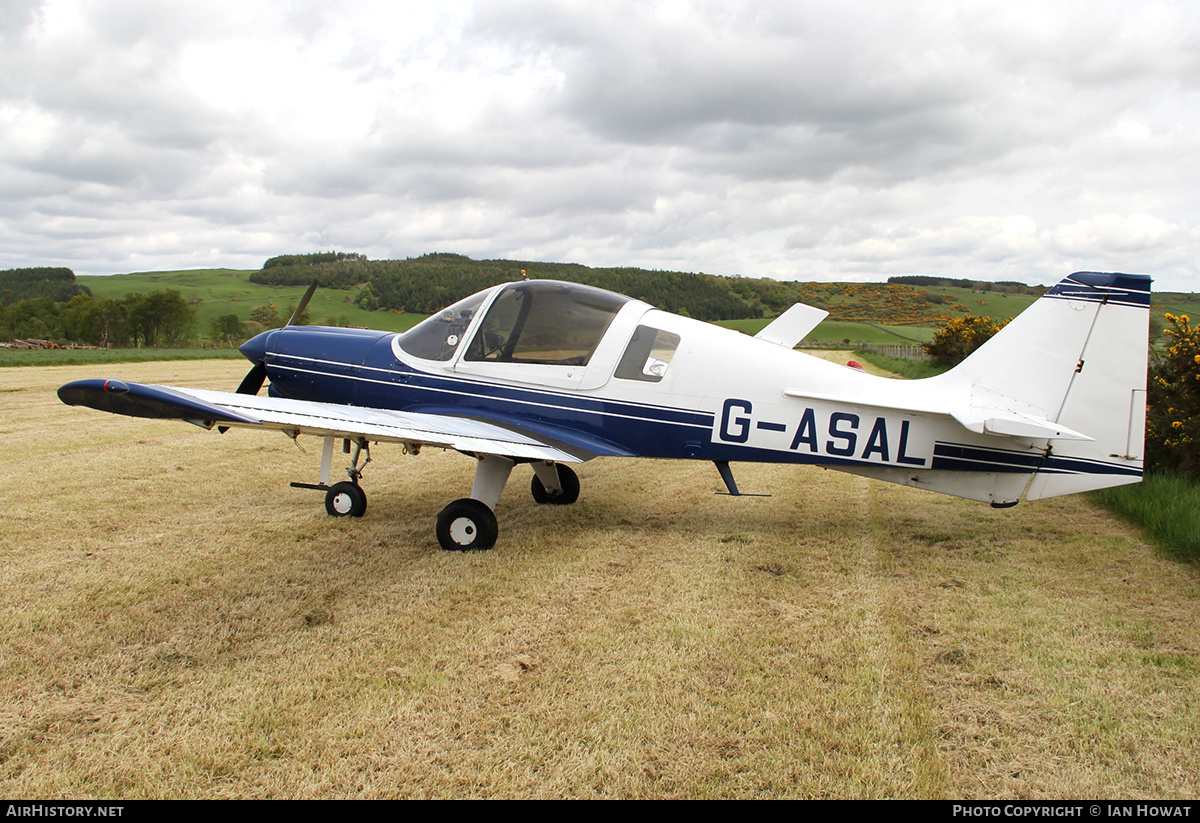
[262,344,1139,477]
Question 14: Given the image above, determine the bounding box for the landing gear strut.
[300,444,580,552]
[530,462,580,505]
[293,436,372,517]
[433,457,581,551]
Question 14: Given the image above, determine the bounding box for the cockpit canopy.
[395,287,495,362]
[396,281,631,366]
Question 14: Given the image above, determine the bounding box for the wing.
[57,379,589,464]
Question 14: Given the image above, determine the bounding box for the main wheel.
[436,498,499,552]
[530,464,580,506]
[325,481,367,517]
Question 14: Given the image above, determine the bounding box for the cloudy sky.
[2,0,1198,289]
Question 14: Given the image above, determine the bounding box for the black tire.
[436,498,499,552]
[325,481,367,517]
[530,464,580,506]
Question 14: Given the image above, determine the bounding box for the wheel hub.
[448,516,477,545]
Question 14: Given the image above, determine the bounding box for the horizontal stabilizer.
[781,388,1093,441]
[755,303,829,348]
[781,387,939,413]
[950,408,1093,441]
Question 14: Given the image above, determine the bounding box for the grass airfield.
[3,360,1199,798]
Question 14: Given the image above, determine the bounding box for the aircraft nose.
[239,330,272,364]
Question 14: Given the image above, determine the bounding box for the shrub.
[1146,313,1200,479]
[924,315,1008,367]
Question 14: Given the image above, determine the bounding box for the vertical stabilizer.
[934,272,1150,499]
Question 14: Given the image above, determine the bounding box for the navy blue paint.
[826,412,859,456]
[932,442,1044,473]
[931,441,1140,478]
[58,380,261,425]
[720,398,752,443]
[897,420,926,466]
[789,408,818,452]
[235,317,1141,480]
[1044,272,1151,308]
[861,417,890,462]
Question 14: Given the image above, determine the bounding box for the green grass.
[1093,474,1200,561]
[0,347,246,367]
[922,285,1038,321]
[78,269,426,335]
[853,350,949,379]
[1155,293,1200,322]
[11,361,1200,798]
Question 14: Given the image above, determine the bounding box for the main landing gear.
[434,459,580,552]
[295,440,579,552]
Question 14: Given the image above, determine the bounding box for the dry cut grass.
[2,362,1198,798]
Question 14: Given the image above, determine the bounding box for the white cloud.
[0,0,1195,291]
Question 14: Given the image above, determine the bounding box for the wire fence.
[855,343,931,360]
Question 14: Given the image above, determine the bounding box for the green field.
[70,268,1200,348]
[78,269,425,335]
[0,346,246,368]
[84,269,947,346]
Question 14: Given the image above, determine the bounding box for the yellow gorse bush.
[924,314,1010,367]
[1146,313,1200,478]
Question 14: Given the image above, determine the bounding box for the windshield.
[464,281,630,366]
[394,288,495,361]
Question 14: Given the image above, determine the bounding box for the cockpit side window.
[465,282,629,366]
[614,326,681,382]
[395,289,493,361]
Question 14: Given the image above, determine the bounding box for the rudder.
[934,272,1150,499]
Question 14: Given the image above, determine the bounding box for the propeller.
[235,360,268,396]
[285,280,319,328]
[221,279,319,432]
[234,280,318,397]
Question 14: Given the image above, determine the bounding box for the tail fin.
[939,272,1150,498]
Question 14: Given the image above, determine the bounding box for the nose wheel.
[325,481,367,517]
[304,447,578,552]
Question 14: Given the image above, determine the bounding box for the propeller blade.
[220,360,268,432]
[223,279,316,432]
[286,280,319,327]
[236,360,268,396]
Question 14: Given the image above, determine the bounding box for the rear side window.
[615,326,681,382]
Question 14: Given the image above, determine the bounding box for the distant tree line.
[888,275,1042,294]
[251,252,1047,323]
[2,289,194,347]
[250,252,759,321]
[1,267,90,304]
[262,251,367,270]
[4,256,1073,349]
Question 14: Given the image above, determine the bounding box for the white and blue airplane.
[58,271,1150,552]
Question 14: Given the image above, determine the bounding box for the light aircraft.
[58,271,1150,552]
